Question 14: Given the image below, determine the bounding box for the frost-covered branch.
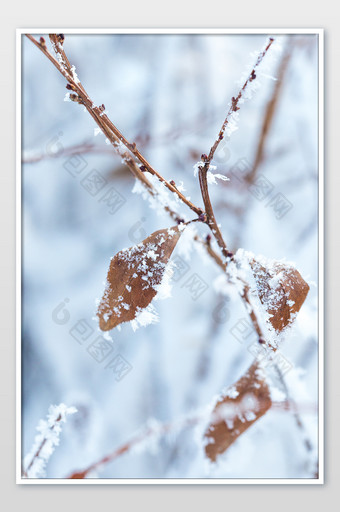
[22,140,115,164]
[202,37,275,172]
[246,40,292,184]
[67,397,311,478]
[68,414,200,478]
[26,33,232,269]
[27,33,247,333]
[196,37,275,261]
[23,403,77,478]
[26,34,203,217]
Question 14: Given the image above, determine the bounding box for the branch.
[68,414,200,479]
[26,34,203,217]
[22,141,115,164]
[25,33,225,269]
[246,39,293,184]
[198,160,230,258]
[67,397,313,478]
[26,33,275,348]
[197,38,275,260]
[23,403,77,478]
[204,37,274,170]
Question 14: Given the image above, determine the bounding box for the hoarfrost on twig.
[23,403,77,478]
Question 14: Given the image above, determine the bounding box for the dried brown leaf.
[204,362,272,462]
[97,226,182,331]
[250,259,310,332]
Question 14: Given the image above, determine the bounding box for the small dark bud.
[206,234,212,245]
[39,37,46,47]
[197,208,204,215]
[219,133,223,140]
[201,153,208,162]
[176,217,185,225]
[99,104,105,112]
[139,165,147,172]
[128,142,136,152]
[269,37,274,42]
[226,250,234,259]
[231,96,240,112]
[66,83,75,90]
[199,213,207,222]
[259,337,266,345]
[250,70,256,82]
[57,34,65,44]
[69,93,82,104]
[170,180,176,187]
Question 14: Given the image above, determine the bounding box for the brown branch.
[197,38,275,260]
[22,141,115,164]
[26,35,182,224]
[204,37,275,169]
[23,413,63,477]
[67,397,316,478]
[246,39,294,184]
[230,41,294,251]
[68,414,200,479]
[26,34,202,217]
[26,33,278,348]
[198,163,230,259]
[25,33,227,263]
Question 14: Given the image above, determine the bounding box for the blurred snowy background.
[21,33,319,479]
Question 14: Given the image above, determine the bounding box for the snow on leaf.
[249,256,309,333]
[229,249,310,343]
[97,226,183,331]
[204,363,271,462]
[130,303,159,331]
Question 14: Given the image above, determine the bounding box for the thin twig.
[203,38,275,170]
[198,164,230,258]
[68,415,200,479]
[25,33,226,262]
[197,38,275,260]
[246,39,293,184]
[230,40,294,250]
[67,399,315,478]
[23,413,62,477]
[26,33,272,343]
[22,141,114,164]
[27,34,203,217]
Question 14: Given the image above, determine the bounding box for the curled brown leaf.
[249,258,310,333]
[204,362,272,462]
[97,226,182,331]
